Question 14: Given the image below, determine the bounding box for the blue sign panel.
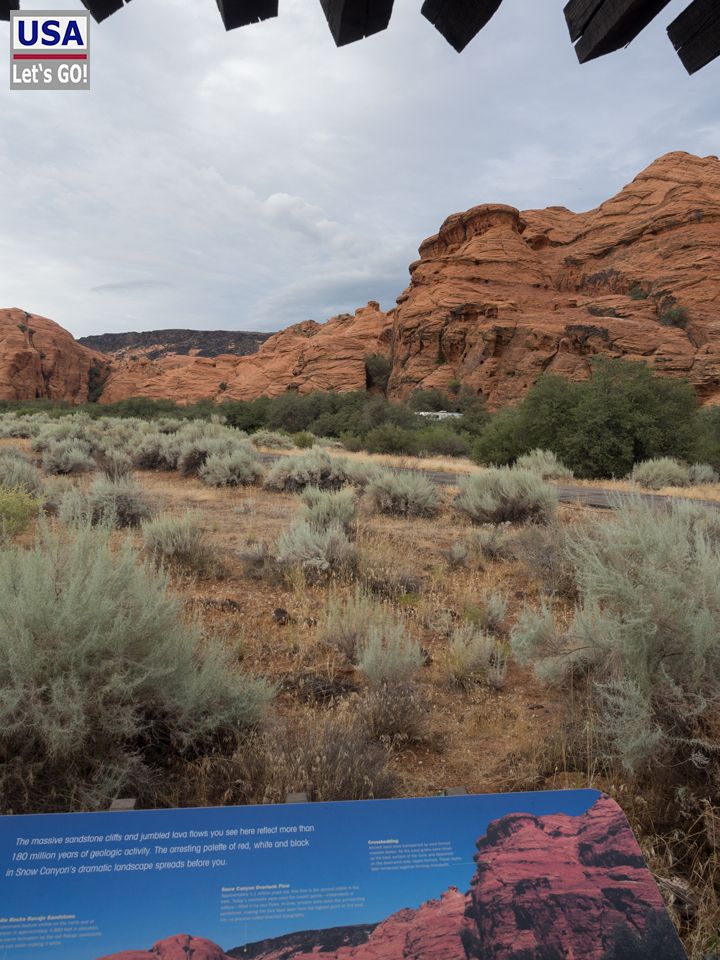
[0,790,686,959]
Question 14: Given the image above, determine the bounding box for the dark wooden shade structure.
[1,0,718,73]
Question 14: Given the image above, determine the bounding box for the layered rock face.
[464,794,677,959]
[389,151,720,406]
[99,303,392,404]
[4,152,719,408]
[100,796,683,960]
[0,308,107,403]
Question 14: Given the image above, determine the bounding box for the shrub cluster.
[59,477,152,529]
[365,470,442,518]
[0,524,271,812]
[142,513,216,574]
[510,498,720,785]
[455,468,557,525]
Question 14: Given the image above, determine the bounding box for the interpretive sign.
[0,789,686,959]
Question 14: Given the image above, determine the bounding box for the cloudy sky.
[0,0,718,338]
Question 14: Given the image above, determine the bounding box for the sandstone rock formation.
[98,303,393,404]
[0,308,107,403]
[99,933,233,960]
[97,151,720,407]
[4,152,719,408]
[388,151,720,406]
[100,796,684,960]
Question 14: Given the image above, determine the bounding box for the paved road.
[257,453,720,512]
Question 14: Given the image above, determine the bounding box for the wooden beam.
[668,0,720,74]
[79,0,126,24]
[215,0,278,30]
[421,0,502,52]
[318,0,394,46]
[571,0,673,62]
[564,0,604,42]
[1,1,20,21]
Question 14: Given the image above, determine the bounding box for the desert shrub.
[511,522,576,597]
[132,433,179,470]
[468,524,513,562]
[0,452,43,496]
[688,462,719,485]
[276,521,356,580]
[299,487,357,536]
[293,431,315,449]
[250,430,294,449]
[261,709,394,802]
[98,450,134,481]
[630,457,691,489]
[318,589,400,661]
[415,426,470,458]
[510,498,720,780]
[264,450,352,493]
[365,470,441,518]
[177,437,239,477]
[198,449,264,487]
[455,468,557,525]
[42,439,96,475]
[659,303,689,328]
[361,681,429,743]
[0,486,39,541]
[0,523,272,812]
[444,625,495,688]
[362,424,419,455]
[444,539,471,568]
[479,591,508,632]
[364,354,392,391]
[60,476,152,529]
[357,621,424,687]
[515,449,573,480]
[0,416,37,439]
[142,513,216,574]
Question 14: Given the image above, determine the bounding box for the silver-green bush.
[42,439,96,475]
[510,498,720,776]
[198,449,264,487]
[365,470,441,518]
[0,523,272,811]
[455,468,557,525]
[264,450,352,493]
[318,589,401,661]
[515,449,574,480]
[142,513,216,573]
[250,430,294,450]
[444,624,495,688]
[60,477,152,529]
[0,452,43,496]
[300,487,357,536]
[630,457,690,489]
[357,621,424,687]
[689,462,719,485]
[275,520,356,580]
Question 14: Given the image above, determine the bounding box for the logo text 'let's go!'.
[10,11,90,91]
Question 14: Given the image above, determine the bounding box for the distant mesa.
[98,795,686,960]
[2,151,720,409]
[77,329,272,361]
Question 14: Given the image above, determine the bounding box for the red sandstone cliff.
[0,308,107,403]
[388,151,720,406]
[99,796,685,960]
[5,152,719,408]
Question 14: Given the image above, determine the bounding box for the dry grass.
[2,432,717,957]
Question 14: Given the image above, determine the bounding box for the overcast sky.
[0,0,718,338]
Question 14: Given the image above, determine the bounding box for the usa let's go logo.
[10,10,90,90]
